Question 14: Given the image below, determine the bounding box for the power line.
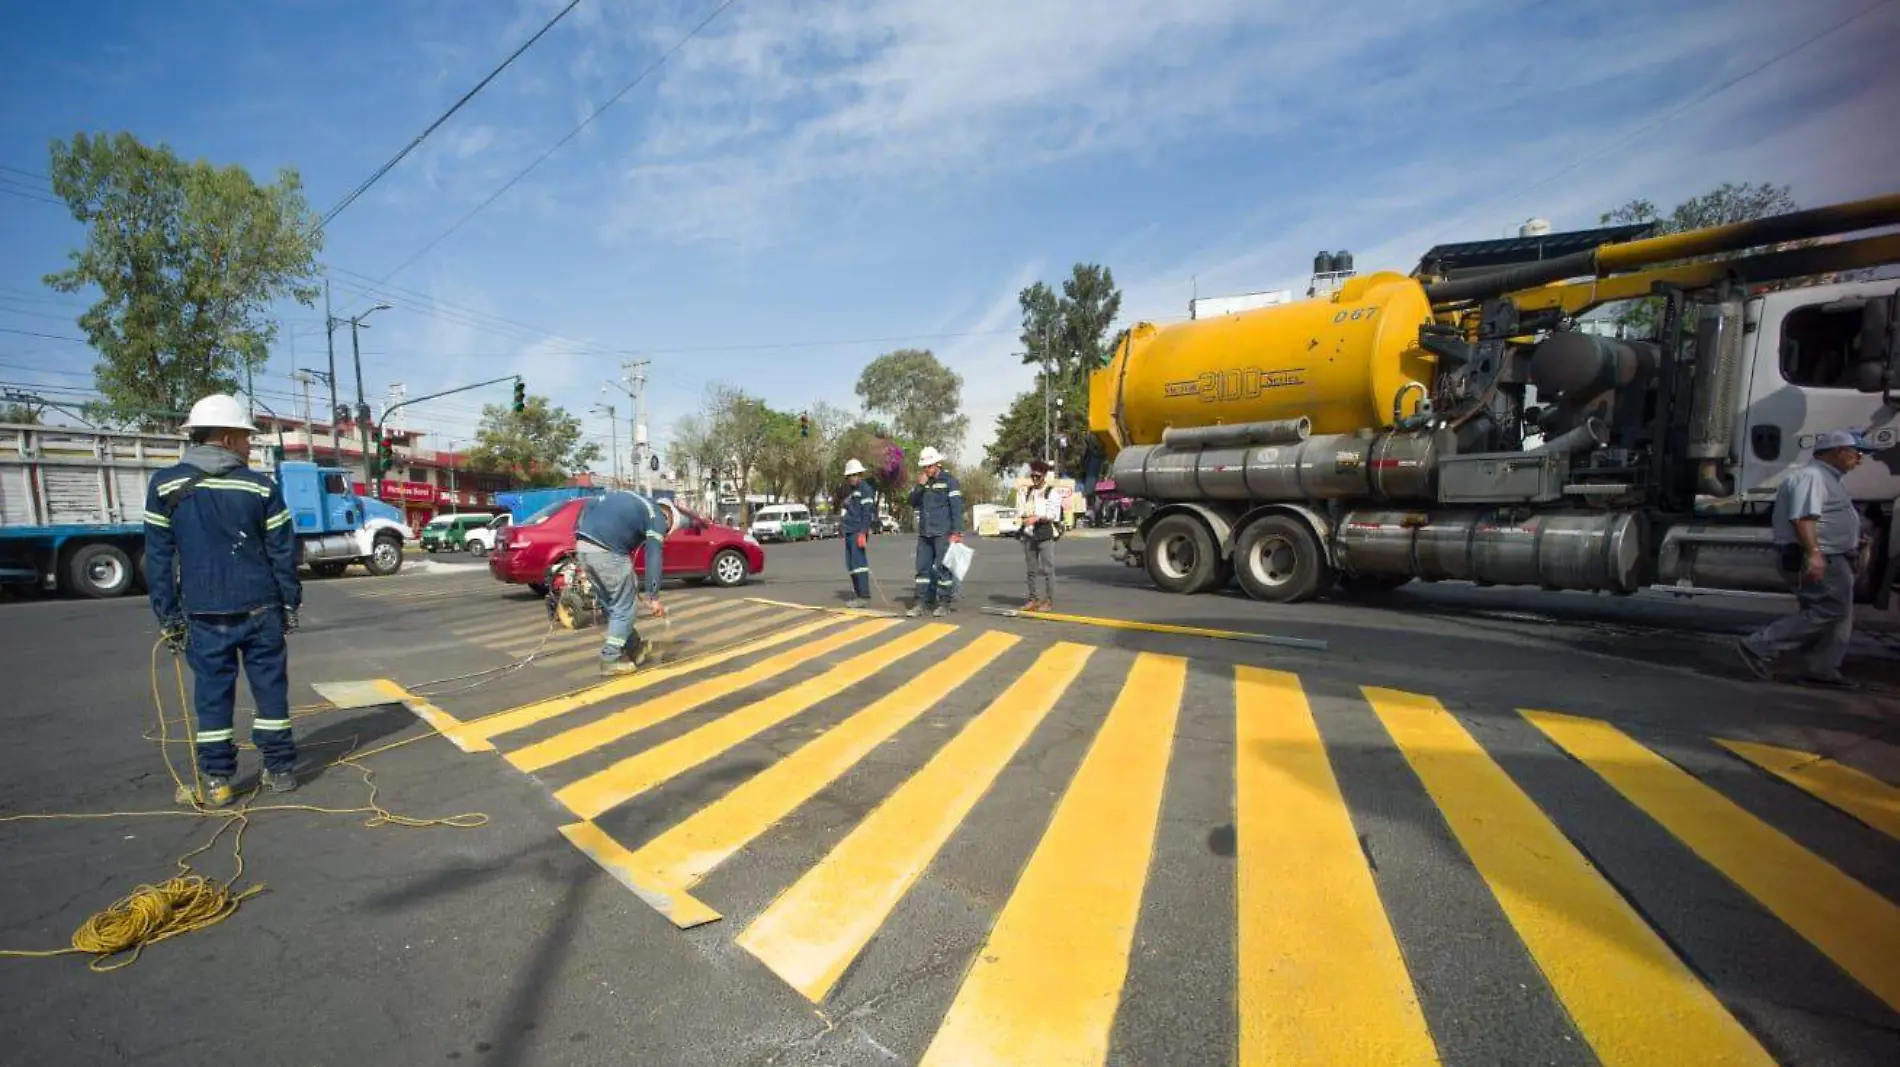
[0,163,51,186]
[320,0,585,227]
[0,184,62,208]
[369,0,741,285]
[0,327,86,342]
[1431,0,1897,241]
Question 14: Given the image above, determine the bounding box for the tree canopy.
[1597,181,1798,334]
[42,131,322,429]
[467,395,601,488]
[986,262,1122,476]
[854,348,969,457]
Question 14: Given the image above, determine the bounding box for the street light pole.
[341,301,392,494]
[324,280,340,463]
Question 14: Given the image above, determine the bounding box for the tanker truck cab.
[277,461,410,577]
[1092,193,1900,609]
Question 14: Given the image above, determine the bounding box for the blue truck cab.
[0,425,412,598]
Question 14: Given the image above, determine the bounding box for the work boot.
[1734,640,1772,680]
[261,767,298,794]
[1022,599,1044,613]
[905,603,925,619]
[599,655,638,676]
[844,598,867,610]
[930,604,947,619]
[177,776,234,809]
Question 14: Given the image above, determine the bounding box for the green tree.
[468,395,601,488]
[854,349,970,457]
[702,383,775,522]
[1018,263,1123,380]
[954,464,1002,510]
[983,373,1089,476]
[42,131,321,429]
[1597,181,1798,334]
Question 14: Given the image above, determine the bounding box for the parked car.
[488,498,765,594]
[462,513,511,557]
[421,512,496,553]
[811,516,840,539]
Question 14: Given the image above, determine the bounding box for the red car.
[487,498,764,594]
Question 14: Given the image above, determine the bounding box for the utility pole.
[323,280,340,463]
[332,300,391,492]
[608,359,652,493]
[592,402,620,486]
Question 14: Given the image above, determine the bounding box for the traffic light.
[512,379,526,413]
[799,413,810,439]
[376,433,395,475]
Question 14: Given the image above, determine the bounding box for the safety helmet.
[655,499,678,534]
[917,446,944,467]
[843,458,867,476]
[181,394,257,433]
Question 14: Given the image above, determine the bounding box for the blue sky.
[2,0,1896,469]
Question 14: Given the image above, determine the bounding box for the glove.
[160,618,188,655]
[856,532,867,549]
[283,607,301,634]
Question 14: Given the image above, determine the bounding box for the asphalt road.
[1,533,1896,1067]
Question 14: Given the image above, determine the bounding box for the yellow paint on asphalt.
[442,616,844,752]
[1716,738,1900,842]
[1367,690,1775,1067]
[510,619,902,775]
[620,630,1020,928]
[1237,670,1439,1067]
[527,604,789,672]
[1529,711,1900,1012]
[553,623,958,820]
[917,653,1184,1067]
[738,641,1096,1002]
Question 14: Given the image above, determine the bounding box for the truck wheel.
[467,540,488,558]
[709,549,749,588]
[67,542,134,599]
[1144,514,1224,595]
[364,535,403,576]
[133,547,149,593]
[1233,516,1333,604]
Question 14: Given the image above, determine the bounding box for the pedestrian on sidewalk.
[1737,428,1881,690]
[144,394,303,807]
[1018,459,1062,612]
[906,446,963,618]
[838,458,879,608]
[574,490,677,675]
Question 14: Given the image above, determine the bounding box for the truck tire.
[1144,514,1224,595]
[467,539,488,558]
[67,542,135,599]
[1233,516,1333,604]
[364,534,403,577]
[133,547,149,593]
[709,549,750,587]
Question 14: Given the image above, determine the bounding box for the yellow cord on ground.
[0,638,489,971]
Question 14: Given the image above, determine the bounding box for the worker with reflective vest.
[574,490,677,675]
[838,458,879,608]
[906,446,963,618]
[144,394,303,808]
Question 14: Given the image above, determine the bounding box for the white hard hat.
[843,458,867,476]
[181,394,256,433]
[918,446,943,467]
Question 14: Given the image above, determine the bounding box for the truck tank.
[1090,271,1437,458]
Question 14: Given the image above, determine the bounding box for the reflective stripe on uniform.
[196,728,234,744]
[252,718,292,732]
[198,478,272,497]
[157,477,195,495]
[947,490,962,497]
[849,567,869,574]
[265,510,292,530]
[144,510,173,528]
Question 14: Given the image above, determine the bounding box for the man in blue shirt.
[906,446,963,618]
[145,394,302,807]
[1737,428,1880,690]
[838,458,879,609]
[574,490,677,675]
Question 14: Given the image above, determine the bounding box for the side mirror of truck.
[1854,295,1899,395]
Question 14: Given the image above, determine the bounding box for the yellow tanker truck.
[1090,193,1900,607]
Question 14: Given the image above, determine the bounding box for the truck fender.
[356,517,408,557]
[1134,502,1240,559]
[1235,503,1337,567]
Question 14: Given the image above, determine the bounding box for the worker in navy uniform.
[838,458,879,608]
[906,446,963,618]
[574,490,677,675]
[144,394,302,808]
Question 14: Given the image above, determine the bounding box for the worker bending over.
[1737,428,1879,690]
[839,458,878,608]
[575,490,677,675]
[907,446,963,618]
[145,395,303,808]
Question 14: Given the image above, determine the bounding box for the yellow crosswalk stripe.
[479,599,769,656]
[526,605,790,671]
[1368,690,1775,1067]
[917,652,1184,1067]
[1528,711,1900,1013]
[1237,670,1438,1067]
[738,641,1096,1003]
[508,619,903,775]
[443,615,847,751]
[610,630,1021,928]
[1716,738,1900,842]
[554,623,959,821]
